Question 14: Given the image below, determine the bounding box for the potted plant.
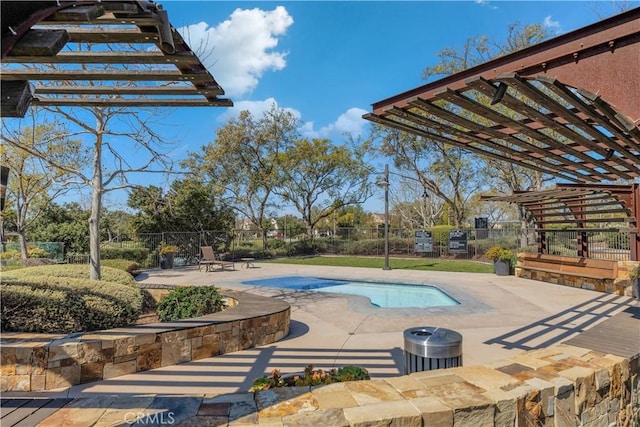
[485,246,514,276]
[159,244,178,269]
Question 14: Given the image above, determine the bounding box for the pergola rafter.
[0,1,232,116]
[365,8,640,260]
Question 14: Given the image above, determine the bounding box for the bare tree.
[2,105,174,279]
[390,178,444,229]
[371,125,482,228]
[1,112,85,259]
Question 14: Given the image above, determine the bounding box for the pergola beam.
[34,85,223,96]
[31,97,234,107]
[63,28,161,44]
[4,51,200,65]
[0,1,232,115]
[48,4,105,21]
[1,69,212,82]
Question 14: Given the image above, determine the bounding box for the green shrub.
[0,249,20,260]
[27,245,49,258]
[101,259,142,275]
[249,364,370,392]
[266,238,285,249]
[8,264,138,287]
[1,242,64,262]
[232,247,260,259]
[485,246,514,262]
[158,244,179,255]
[100,247,149,264]
[1,275,143,333]
[0,245,50,259]
[430,225,455,245]
[475,237,516,254]
[157,286,225,321]
[284,239,320,256]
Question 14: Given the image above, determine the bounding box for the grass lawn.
[268,255,494,273]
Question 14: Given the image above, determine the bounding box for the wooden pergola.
[483,184,639,260]
[1,0,232,117]
[364,8,640,260]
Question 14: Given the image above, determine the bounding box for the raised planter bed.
[0,290,290,392]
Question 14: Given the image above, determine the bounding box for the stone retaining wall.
[516,260,639,297]
[236,344,638,426]
[0,290,290,392]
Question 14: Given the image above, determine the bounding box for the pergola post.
[631,184,640,262]
[569,199,589,258]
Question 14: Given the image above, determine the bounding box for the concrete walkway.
[11,261,633,398]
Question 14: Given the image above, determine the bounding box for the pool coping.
[241,275,494,317]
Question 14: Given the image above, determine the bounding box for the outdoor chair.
[199,246,235,272]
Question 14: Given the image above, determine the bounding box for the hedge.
[100,247,149,264]
[100,259,142,275]
[7,264,138,287]
[1,275,143,333]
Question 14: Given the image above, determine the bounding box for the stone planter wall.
[516,260,639,297]
[244,344,638,427]
[0,291,290,392]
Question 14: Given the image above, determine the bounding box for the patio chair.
[199,246,235,272]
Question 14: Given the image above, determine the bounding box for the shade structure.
[364,8,640,259]
[364,8,639,184]
[1,0,232,117]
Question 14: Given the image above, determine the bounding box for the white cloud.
[218,102,368,140]
[543,15,561,32]
[301,108,369,139]
[331,108,370,136]
[178,6,293,98]
[474,0,498,10]
[298,121,319,138]
[216,97,301,123]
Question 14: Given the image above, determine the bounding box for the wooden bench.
[517,253,618,280]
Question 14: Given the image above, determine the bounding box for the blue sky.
[94,0,634,211]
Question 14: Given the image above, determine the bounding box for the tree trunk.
[15,198,29,259]
[518,205,529,248]
[18,229,28,259]
[89,186,102,280]
[261,228,268,250]
[89,130,103,280]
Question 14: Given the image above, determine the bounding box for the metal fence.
[98,226,631,267]
[0,242,65,262]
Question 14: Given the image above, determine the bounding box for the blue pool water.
[242,276,459,308]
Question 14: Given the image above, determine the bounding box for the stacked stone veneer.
[0,290,290,392]
[215,344,636,427]
[516,260,639,297]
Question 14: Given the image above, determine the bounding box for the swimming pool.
[241,276,459,308]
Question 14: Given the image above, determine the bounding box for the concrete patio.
[22,261,635,398]
[2,261,638,426]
